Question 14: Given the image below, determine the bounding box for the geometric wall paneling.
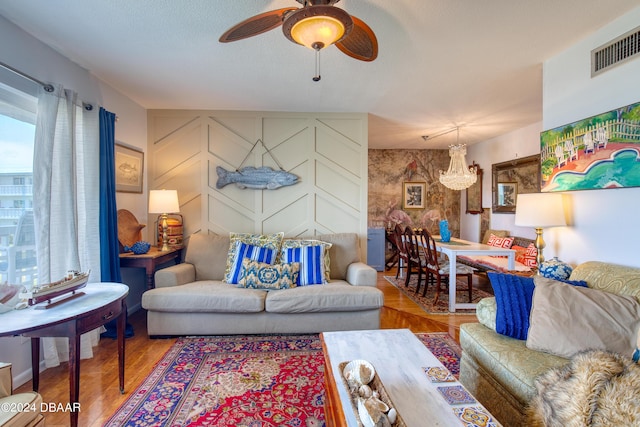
[152,120,202,180]
[148,115,200,145]
[315,159,360,210]
[261,194,309,235]
[154,157,202,219]
[262,117,310,147]
[207,116,260,169]
[208,114,260,146]
[180,193,202,238]
[208,193,254,233]
[316,117,364,146]
[315,123,362,178]
[149,110,367,252]
[315,193,360,233]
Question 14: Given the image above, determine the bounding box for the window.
[0,81,37,286]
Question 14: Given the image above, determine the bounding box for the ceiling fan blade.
[219,8,297,43]
[336,16,378,61]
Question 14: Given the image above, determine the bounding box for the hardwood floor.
[15,268,489,426]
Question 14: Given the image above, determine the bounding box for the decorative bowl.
[124,241,151,255]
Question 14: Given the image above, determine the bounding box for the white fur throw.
[527,350,640,426]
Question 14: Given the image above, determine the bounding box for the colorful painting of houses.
[540,101,640,192]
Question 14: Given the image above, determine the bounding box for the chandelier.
[439,128,477,190]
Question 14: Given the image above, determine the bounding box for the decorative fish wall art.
[216,166,299,190]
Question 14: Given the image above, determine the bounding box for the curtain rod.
[0,61,54,93]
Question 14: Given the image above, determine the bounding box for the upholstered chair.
[0,363,44,427]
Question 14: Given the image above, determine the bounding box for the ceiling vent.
[591,26,640,77]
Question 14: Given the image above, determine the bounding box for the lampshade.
[283,6,353,50]
[148,190,179,214]
[439,144,477,190]
[515,193,566,228]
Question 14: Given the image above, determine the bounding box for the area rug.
[385,275,493,314]
[105,333,461,426]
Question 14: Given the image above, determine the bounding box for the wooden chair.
[394,224,409,280]
[420,229,473,305]
[402,227,426,290]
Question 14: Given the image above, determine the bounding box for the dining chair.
[394,224,409,280]
[402,227,426,290]
[420,229,473,305]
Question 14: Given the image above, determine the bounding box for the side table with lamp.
[118,191,183,289]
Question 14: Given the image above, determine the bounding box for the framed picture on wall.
[497,182,517,208]
[402,181,426,209]
[465,163,483,214]
[115,143,144,193]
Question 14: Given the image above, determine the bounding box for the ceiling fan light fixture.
[284,6,353,50]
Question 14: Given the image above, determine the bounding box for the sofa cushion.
[282,244,328,285]
[227,242,277,284]
[489,273,588,340]
[223,232,284,283]
[527,276,640,358]
[142,281,266,313]
[481,229,509,244]
[318,233,361,280]
[280,239,332,282]
[238,259,300,290]
[184,233,230,281]
[487,234,514,248]
[265,282,383,313]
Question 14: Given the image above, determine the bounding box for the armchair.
[0,363,44,427]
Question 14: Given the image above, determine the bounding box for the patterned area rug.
[105,333,461,426]
[385,275,493,314]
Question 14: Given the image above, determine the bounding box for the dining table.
[433,236,515,312]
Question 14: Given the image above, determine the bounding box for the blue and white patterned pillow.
[238,259,300,290]
[223,232,284,283]
[226,242,277,284]
[282,244,327,285]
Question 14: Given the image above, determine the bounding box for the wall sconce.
[514,192,566,269]
[148,189,180,251]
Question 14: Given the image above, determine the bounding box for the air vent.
[591,26,640,77]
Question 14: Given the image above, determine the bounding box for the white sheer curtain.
[33,85,102,368]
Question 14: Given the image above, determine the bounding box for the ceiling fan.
[219,0,378,63]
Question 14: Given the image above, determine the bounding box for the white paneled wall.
[147,110,368,254]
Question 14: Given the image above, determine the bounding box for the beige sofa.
[142,232,383,336]
[459,261,640,426]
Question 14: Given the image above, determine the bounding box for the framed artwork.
[115,143,144,193]
[492,154,540,213]
[465,163,483,214]
[402,181,426,209]
[540,100,640,192]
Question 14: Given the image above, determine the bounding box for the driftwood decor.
[492,154,541,214]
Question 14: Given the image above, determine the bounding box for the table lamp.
[514,193,566,269]
[149,189,180,251]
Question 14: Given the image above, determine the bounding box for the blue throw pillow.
[488,272,587,340]
[282,244,326,285]
[227,242,276,284]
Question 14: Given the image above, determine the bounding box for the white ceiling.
[1,0,637,148]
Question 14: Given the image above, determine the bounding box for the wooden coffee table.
[320,329,501,426]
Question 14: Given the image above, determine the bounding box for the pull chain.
[313,48,321,82]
